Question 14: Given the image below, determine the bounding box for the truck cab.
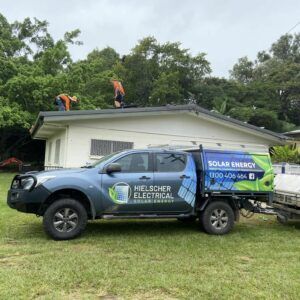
[7,147,274,240]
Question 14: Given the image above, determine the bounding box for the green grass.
[0,172,299,299]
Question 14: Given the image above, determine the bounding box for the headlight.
[36,176,56,187]
[12,179,20,189]
[20,177,35,190]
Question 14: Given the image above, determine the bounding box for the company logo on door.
[109,182,132,204]
[109,182,174,204]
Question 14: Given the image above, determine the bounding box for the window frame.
[112,152,153,173]
[154,152,187,173]
[48,141,52,163]
[54,139,61,165]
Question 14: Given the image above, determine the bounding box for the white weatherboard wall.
[58,113,276,168]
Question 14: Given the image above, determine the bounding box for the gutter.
[30,114,44,139]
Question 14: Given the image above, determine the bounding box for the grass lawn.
[0,172,299,299]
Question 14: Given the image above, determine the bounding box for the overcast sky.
[1,0,299,77]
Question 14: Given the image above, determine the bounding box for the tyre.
[277,214,288,224]
[43,198,87,240]
[201,201,234,235]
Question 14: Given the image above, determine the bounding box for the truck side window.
[155,153,186,172]
[114,153,149,173]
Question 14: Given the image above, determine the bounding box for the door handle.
[139,176,151,180]
[180,175,190,179]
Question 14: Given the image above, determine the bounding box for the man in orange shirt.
[55,94,78,111]
[111,80,125,108]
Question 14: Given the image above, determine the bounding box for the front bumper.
[7,185,51,215]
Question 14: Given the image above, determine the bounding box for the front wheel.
[43,198,87,240]
[201,201,234,235]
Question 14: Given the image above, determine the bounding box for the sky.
[1,0,299,77]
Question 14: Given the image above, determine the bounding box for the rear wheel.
[201,201,234,235]
[43,198,87,240]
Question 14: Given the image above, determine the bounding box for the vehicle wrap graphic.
[109,183,174,204]
[178,156,197,206]
[202,150,273,192]
[109,182,132,204]
[108,155,198,206]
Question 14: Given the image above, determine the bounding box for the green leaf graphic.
[109,187,117,202]
[258,174,274,191]
[252,154,271,172]
[234,175,273,191]
[263,167,273,176]
[234,180,257,191]
[236,154,274,191]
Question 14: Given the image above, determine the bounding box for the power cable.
[287,21,300,34]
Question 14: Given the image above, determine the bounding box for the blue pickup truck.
[7,147,274,240]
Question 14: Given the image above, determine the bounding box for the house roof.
[284,129,300,137]
[31,104,290,143]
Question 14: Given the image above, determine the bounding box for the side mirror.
[105,163,122,174]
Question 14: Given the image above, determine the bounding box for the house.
[30,104,290,168]
[284,130,300,146]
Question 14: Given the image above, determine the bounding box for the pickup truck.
[7,147,274,240]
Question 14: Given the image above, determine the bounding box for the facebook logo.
[249,173,255,180]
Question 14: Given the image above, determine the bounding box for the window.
[91,139,133,156]
[54,139,61,164]
[114,153,149,172]
[48,142,52,163]
[155,153,186,172]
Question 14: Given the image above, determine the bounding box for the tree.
[0,13,23,57]
[228,33,300,132]
[230,57,254,84]
[212,97,228,114]
[0,57,17,83]
[150,71,182,105]
[0,97,32,160]
[87,47,119,69]
[270,34,300,62]
[119,37,211,106]
[0,14,83,160]
[271,144,300,164]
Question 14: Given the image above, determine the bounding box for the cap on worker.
[72,96,78,101]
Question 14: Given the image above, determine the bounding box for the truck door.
[101,152,154,213]
[153,152,197,213]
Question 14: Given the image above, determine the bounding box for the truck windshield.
[88,151,122,168]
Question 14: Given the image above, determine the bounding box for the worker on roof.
[55,94,78,111]
[111,80,125,108]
